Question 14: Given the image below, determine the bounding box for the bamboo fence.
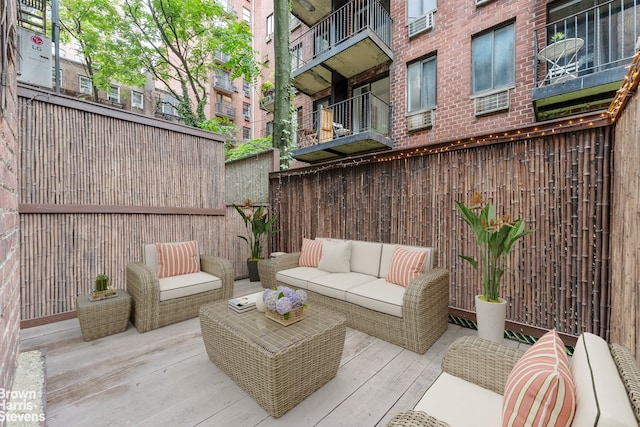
[268,126,613,340]
[17,87,227,321]
[610,79,640,356]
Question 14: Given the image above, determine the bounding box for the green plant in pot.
[234,199,280,281]
[91,273,116,300]
[455,193,534,342]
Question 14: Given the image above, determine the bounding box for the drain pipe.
[52,0,60,94]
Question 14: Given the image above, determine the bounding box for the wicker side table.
[76,290,132,341]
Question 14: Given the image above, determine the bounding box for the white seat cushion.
[276,267,332,289]
[571,332,637,426]
[158,271,221,301]
[414,372,502,427]
[345,278,405,317]
[308,272,376,300]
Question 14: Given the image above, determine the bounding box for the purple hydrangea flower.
[275,297,293,315]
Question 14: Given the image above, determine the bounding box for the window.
[266,120,273,136]
[291,43,302,70]
[407,56,437,112]
[214,69,232,91]
[243,126,251,140]
[472,22,515,94]
[157,94,179,116]
[131,90,144,109]
[51,68,61,87]
[243,102,250,120]
[107,86,120,103]
[242,7,250,24]
[266,14,274,40]
[79,76,92,94]
[290,14,301,31]
[243,80,250,97]
[408,0,438,22]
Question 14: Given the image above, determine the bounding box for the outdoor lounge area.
[18,279,498,426]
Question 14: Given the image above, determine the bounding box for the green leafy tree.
[224,136,273,162]
[58,0,147,101]
[121,0,259,126]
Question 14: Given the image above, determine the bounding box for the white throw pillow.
[318,240,352,273]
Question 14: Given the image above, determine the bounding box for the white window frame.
[107,85,120,103]
[131,90,144,109]
[242,7,250,24]
[266,14,274,41]
[407,0,438,24]
[79,76,92,94]
[472,22,515,95]
[407,55,437,113]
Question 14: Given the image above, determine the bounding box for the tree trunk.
[272,0,292,158]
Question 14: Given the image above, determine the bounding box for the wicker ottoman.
[199,300,346,417]
[76,291,132,341]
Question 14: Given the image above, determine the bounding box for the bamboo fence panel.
[269,127,612,339]
[611,85,640,357]
[18,91,228,321]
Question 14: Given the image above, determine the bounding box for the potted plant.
[551,32,566,43]
[455,193,534,343]
[259,80,275,112]
[233,199,280,281]
[90,273,116,300]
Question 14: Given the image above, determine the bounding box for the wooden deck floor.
[19,280,528,427]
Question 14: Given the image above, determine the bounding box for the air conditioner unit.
[475,0,495,6]
[408,11,434,38]
[474,90,510,116]
[243,113,250,120]
[407,109,434,131]
[17,27,52,88]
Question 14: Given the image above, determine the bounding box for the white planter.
[475,295,507,344]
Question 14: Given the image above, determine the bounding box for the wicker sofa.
[126,241,233,333]
[258,238,449,354]
[387,333,640,426]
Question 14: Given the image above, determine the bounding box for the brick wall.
[0,0,20,418]
[389,0,539,149]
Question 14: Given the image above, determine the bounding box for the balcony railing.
[213,76,234,92]
[296,93,390,149]
[215,102,236,119]
[534,0,639,86]
[290,0,391,72]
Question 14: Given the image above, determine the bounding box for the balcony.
[215,101,236,119]
[292,93,393,163]
[291,0,333,27]
[532,0,639,120]
[259,92,275,113]
[290,0,393,96]
[213,76,234,93]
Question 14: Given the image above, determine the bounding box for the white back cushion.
[571,332,637,426]
[350,241,383,276]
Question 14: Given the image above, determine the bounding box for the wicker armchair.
[127,244,233,333]
[387,335,640,426]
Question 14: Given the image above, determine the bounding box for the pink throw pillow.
[385,246,427,287]
[156,241,200,278]
[299,238,323,268]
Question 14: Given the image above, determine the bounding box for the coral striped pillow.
[502,329,576,427]
[156,241,200,278]
[385,246,427,287]
[299,238,323,268]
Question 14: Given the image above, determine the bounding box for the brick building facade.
[0,0,21,416]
